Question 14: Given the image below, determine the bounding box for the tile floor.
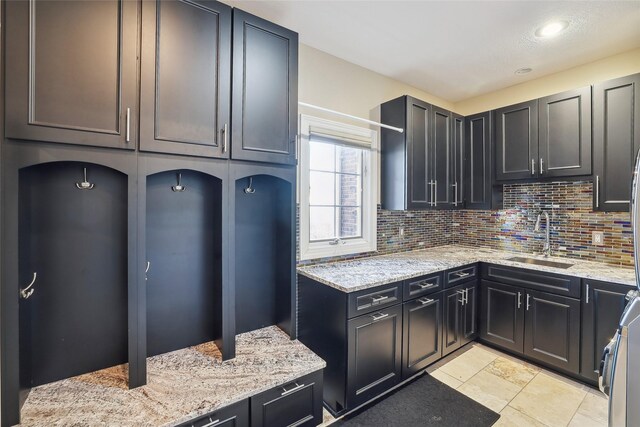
[321,343,608,427]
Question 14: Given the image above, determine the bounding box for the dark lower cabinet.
[581,280,630,382]
[402,293,443,378]
[347,304,402,409]
[178,399,249,427]
[250,371,324,427]
[523,289,580,374]
[480,280,525,353]
[443,282,478,356]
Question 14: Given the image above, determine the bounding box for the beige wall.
[298,44,453,124]
[455,48,640,116]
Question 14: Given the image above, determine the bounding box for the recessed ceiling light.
[515,68,532,75]
[535,21,569,38]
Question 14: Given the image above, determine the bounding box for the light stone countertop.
[19,326,326,427]
[297,245,637,293]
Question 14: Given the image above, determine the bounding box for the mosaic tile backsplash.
[297,180,634,267]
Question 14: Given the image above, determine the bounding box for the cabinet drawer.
[348,283,402,318]
[178,400,249,427]
[481,264,580,298]
[404,273,442,300]
[445,264,477,288]
[250,370,323,427]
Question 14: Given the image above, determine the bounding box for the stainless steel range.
[599,149,640,426]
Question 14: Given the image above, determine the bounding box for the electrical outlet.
[399,227,405,237]
[593,231,604,246]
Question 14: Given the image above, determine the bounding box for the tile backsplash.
[297,180,634,268]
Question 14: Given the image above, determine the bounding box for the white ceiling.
[224,1,640,102]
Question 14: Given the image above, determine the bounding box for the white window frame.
[298,114,378,260]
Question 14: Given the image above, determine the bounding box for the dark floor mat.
[333,373,500,426]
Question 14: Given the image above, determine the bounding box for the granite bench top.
[19,326,326,427]
[297,245,636,293]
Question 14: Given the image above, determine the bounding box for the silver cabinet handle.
[372,295,389,304]
[429,180,436,206]
[434,180,438,206]
[455,271,470,278]
[417,282,436,289]
[371,312,389,321]
[540,158,544,174]
[595,176,600,208]
[464,288,469,305]
[457,289,465,304]
[418,297,434,305]
[126,107,131,142]
[201,418,221,427]
[452,182,458,206]
[517,291,522,309]
[222,123,228,153]
[281,382,305,396]
[526,294,531,311]
[20,272,37,299]
[586,284,590,304]
[531,158,535,175]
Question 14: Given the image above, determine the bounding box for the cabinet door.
[402,293,443,379]
[5,0,138,149]
[538,87,592,178]
[465,111,493,209]
[452,113,465,208]
[461,284,478,346]
[581,280,629,382]
[479,280,524,353]
[231,9,298,165]
[347,304,402,408]
[495,100,538,181]
[432,106,453,208]
[406,97,433,209]
[442,286,463,356]
[250,371,323,427]
[593,73,640,212]
[523,289,580,374]
[140,0,231,158]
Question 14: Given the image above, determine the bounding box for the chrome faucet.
[534,211,551,257]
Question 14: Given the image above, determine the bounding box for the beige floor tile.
[457,370,522,413]
[320,408,337,426]
[430,369,463,389]
[510,373,587,427]
[484,357,538,388]
[568,392,608,427]
[494,406,548,427]
[438,346,498,382]
[538,367,589,392]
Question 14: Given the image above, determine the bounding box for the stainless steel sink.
[507,256,574,269]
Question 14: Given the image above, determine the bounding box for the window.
[299,115,377,260]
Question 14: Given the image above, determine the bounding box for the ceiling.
[224,1,640,102]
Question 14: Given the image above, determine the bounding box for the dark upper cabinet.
[452,113,465,208]
[140,0,232,158]
[432,106,453,208]
[581,280,629,382]
[402,293,443,379]
[464,111,494,209]
[347,304,402,409]
[538,87,592,177]
[523,289,580,375]
[443,282,477,356]
[593,73,640,212]
[5,0,139,149]
[231,9,298,165]
[479,280,524,353]
[495,100,539,181]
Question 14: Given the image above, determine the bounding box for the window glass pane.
[309,140,335,172]
[310,206,335,241]
[336,173,361,207]
[336,145,362,175]
[310,171,335,206]
[339,207,362,238]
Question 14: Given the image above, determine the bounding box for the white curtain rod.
[299,102,404,133]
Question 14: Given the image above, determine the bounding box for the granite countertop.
[19,326,326,427]
[297,244,637,293]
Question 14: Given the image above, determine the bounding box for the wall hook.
[20,272,37,299]
[244,177,256,194]
[172,173,186,192]
[75,168,95,190]
[145,261,151,281]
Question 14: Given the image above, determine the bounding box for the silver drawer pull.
[417,282,436,289]
[281,382,305,396]
[418,297,434,305]
[201,418,221,427]
[370,312,389,321]
[372,295,389,303]
[455,271,470,278]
